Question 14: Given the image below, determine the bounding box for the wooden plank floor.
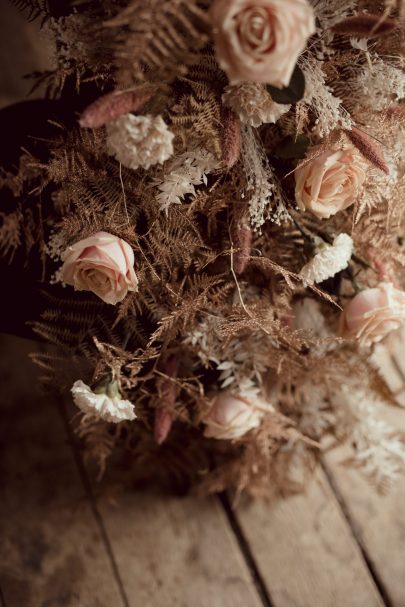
[1,4,405,606]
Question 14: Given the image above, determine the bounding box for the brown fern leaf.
[106,0,211,84]
[169,52,227,156]
[79,87,155,128]
[76,415,119,480]
[10,0,49,21]
[330,14,399,38]
[345,127,390,174]
[0,212,22,261]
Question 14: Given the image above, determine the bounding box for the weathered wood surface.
[236,469,384,607]
[0,337,127,607]
[97,492,263,607]
[0,335,265,607]
[3,335,401,607]
[321,341,405,607]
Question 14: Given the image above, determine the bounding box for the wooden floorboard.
[0,336,127,607]
[94,489,264,607]
[322,451,405,607]
[321,341,405,607]
[234,468,384,607]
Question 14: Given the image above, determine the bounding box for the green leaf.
[274,134,310,160]
[266,65,306,104]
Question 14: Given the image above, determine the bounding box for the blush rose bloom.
[340,283,405,346]
[61,231,138,305]
[211,0,315,86]
[203,392,265,440]
[295,146,366,220]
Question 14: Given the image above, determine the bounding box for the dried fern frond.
[10,0,50,21]
[106,0,212,85]
[0,211,22,262]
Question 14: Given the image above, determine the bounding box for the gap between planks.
[57,398,131,607]
[1,335,396,607]
[320,460,393,607]
[219,493,274,607]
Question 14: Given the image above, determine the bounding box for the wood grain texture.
[322,342,405,607]
[0,336,126,607]
[94,490,264,607]
[235,469,384,607]
[323,448,405,607]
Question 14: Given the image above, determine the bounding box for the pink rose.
[340,283,405,346]
[61,231,138,305]
[211,0,315,86]
[295,146,366,219]
[203,392,265,439]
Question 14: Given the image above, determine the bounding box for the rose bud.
[340,283,405,346]
[202,391,266,440]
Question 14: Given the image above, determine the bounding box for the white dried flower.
[350,38,368,51]
[333,385,405,487]
[241,125,290,231]
[71,380,136,423]
[106,114,174,170]
[222,83,290,128]
[155,148,218,213]
[354,57,405,111]
[299,233,353,285]
[300,57,353,136]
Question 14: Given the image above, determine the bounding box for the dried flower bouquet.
[2,0,405,496]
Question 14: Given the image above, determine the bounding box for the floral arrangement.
[2,0,405,496]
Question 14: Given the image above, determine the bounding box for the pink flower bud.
[154,408,173,445]
[154,356,178,445]
[202,392,265,440]
[340,283,405,346]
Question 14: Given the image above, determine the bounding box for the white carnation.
[222,82,290,128]
[71,380,136,423]
[106,114,174,170]
[299,233,353,285]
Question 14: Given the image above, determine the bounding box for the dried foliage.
[4,0,405,496]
